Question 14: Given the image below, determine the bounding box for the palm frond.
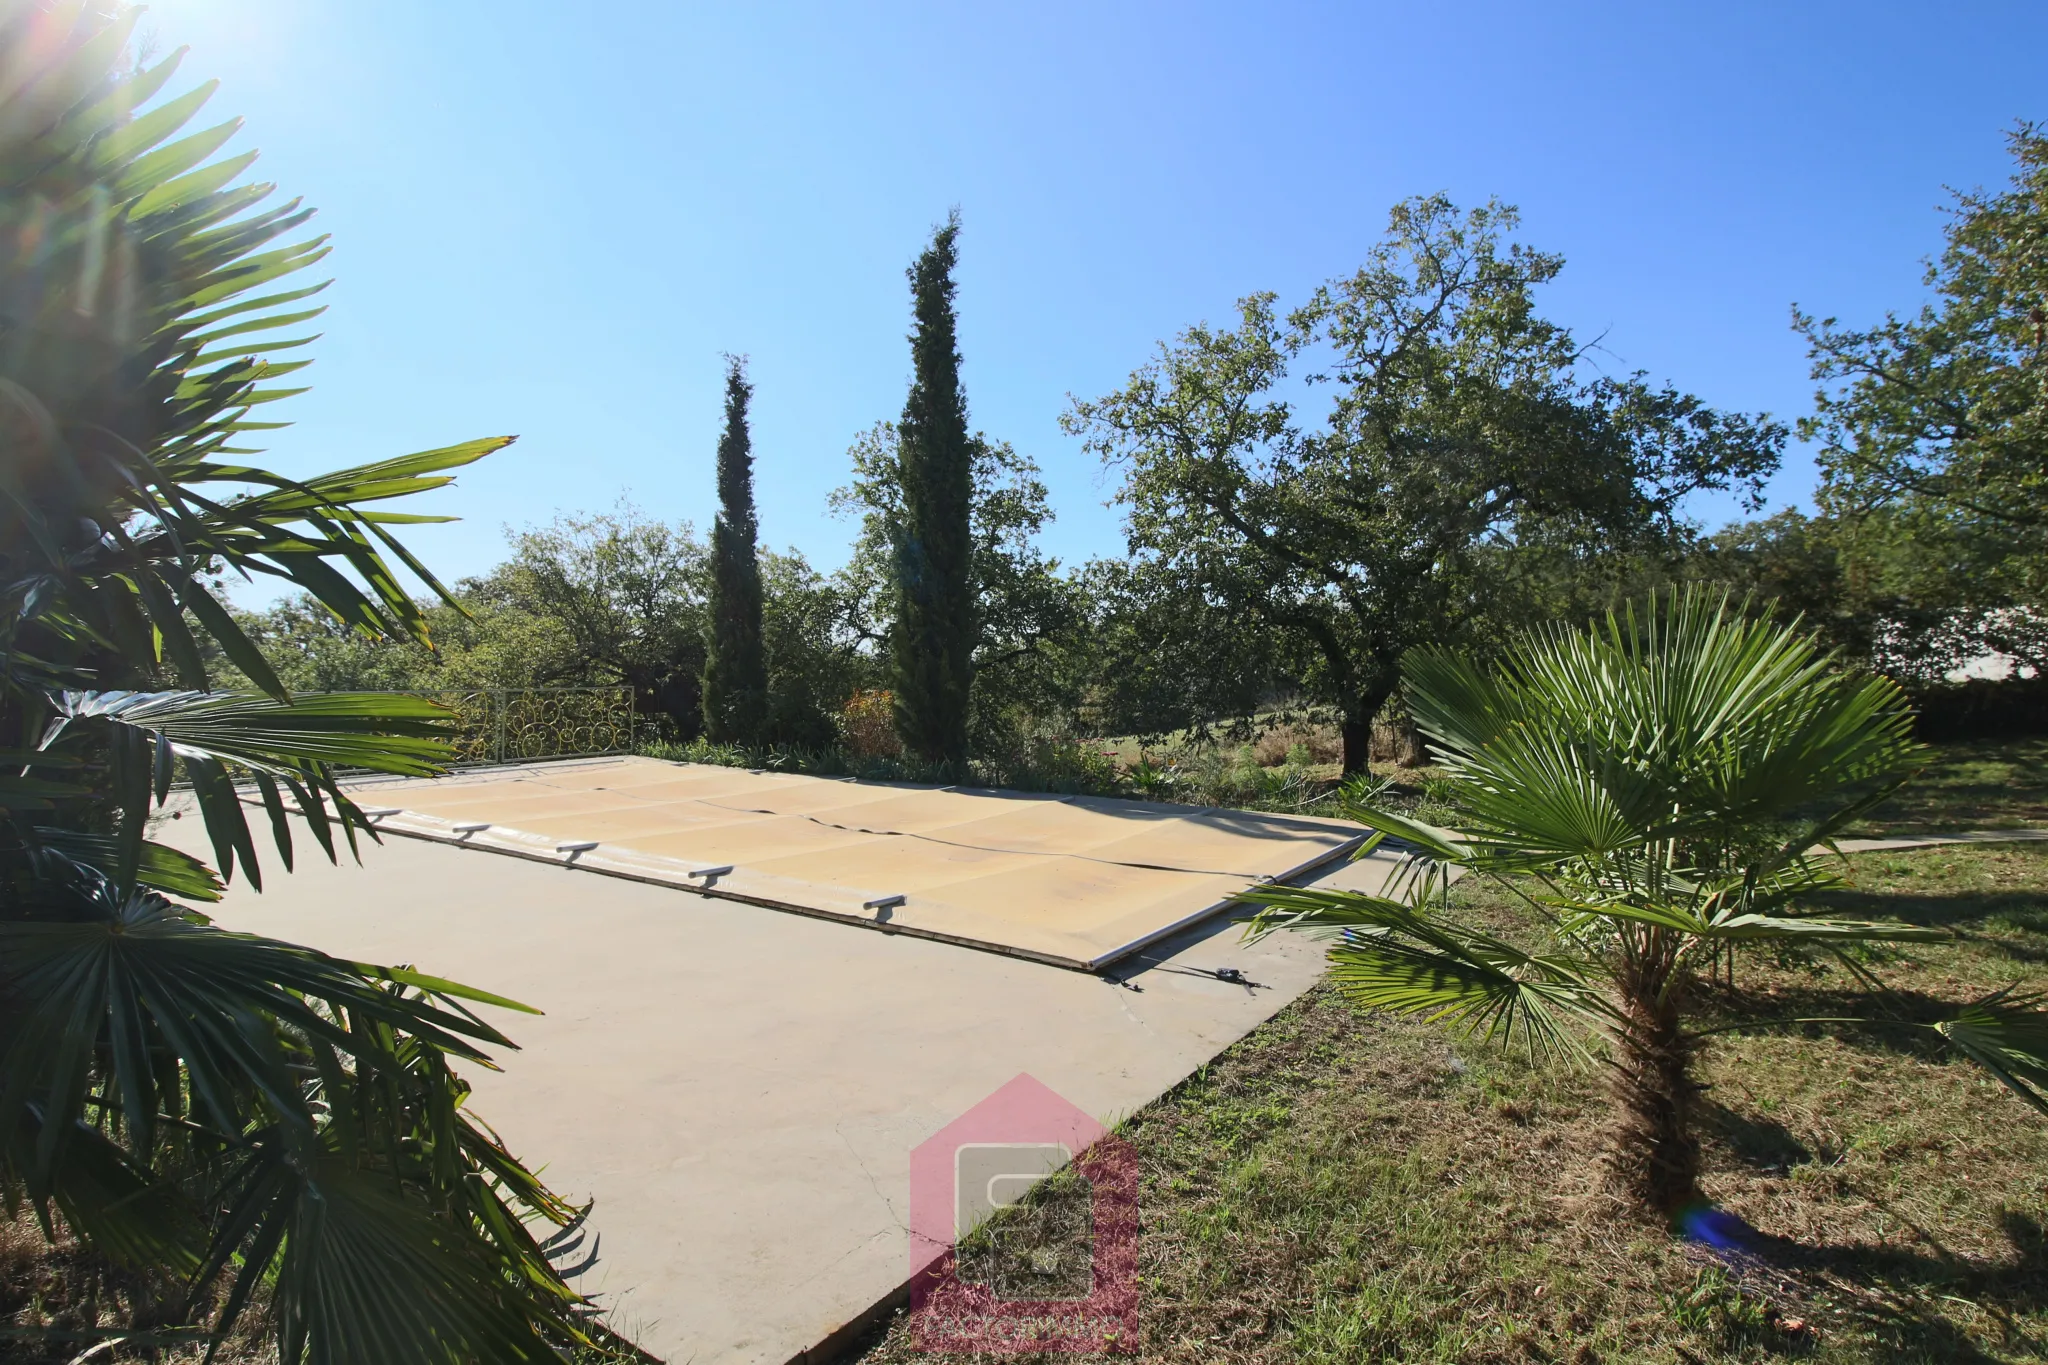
[28,828,226,902]
[43,689,451,774]
[1323,944,1597,1059]
[1937,988,2048,1117]
[1554,896,1947,944]
[1239,884,1613,1057]
[0,889,519,1164]
[10,1114,205,1277]
[36,689,451,887]
[0,12,569,1360]
[203,1136,587,1365]
[1400,587,1922,874]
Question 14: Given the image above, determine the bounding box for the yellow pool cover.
[345,756,1367,970]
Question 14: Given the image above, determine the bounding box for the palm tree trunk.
[1610,949,1703,1214]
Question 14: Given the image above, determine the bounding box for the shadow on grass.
[1865,781,2048,832]
[1694,983,1972,1065]
[1809,883,2047,929]
[1701,1210,2048,1362]
[1796,883,2048,965]
[1702,1101,1814,1171]
[1845,737,2048,836]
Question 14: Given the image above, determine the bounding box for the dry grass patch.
[0,1211,651,1364]
[0,1212,269,1364]
[854,841,2048,1365]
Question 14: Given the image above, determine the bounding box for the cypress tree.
[890,213,976,767]
[702,355,769,745]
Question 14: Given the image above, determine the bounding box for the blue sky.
[140,0,2046,602]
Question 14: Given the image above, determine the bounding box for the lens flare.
[1676,1203,1757,1252]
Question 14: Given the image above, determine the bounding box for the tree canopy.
[1800,123,2048,532]
[489,507,711,725]
[1068,196,1786,771]
[1797,123,2048,682]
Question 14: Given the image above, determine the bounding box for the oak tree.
[1068,196,1783,772]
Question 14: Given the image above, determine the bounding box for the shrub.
[839,689,903,757]
[1252,724,1341,767]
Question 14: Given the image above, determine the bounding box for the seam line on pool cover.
[351,767,1363,879]
[682,796,1318,879]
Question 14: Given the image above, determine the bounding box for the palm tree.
[1244,588,2048,1215]
[1,7,590,1360]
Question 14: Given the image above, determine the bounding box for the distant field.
[1105,725,2047,834]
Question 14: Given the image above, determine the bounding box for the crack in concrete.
[836,1122,907,1233]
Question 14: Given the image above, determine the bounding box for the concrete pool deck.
[161,796,1400,1363]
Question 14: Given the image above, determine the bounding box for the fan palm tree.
[1243,588,2048,1215]
[2,5,592,1360]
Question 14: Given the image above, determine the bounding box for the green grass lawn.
[1847,735,2048,835]
[853,741,2048,1364]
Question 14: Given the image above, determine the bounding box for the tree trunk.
[1340,711,1371,776]
[1610,965,1703,1215]
[1371,712,1426,767]
[1338,678,1399,776]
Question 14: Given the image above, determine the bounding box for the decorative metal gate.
[411,687,637,766]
